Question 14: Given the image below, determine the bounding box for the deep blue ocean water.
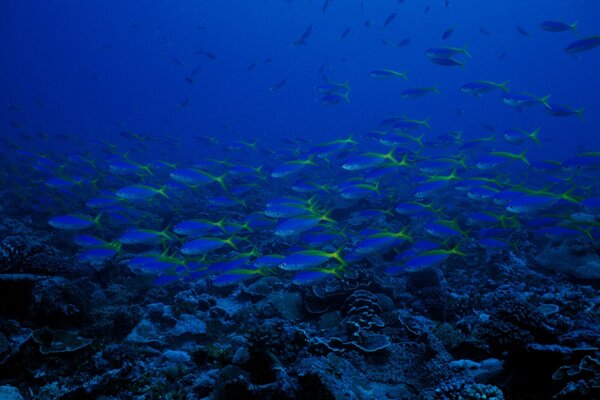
[1,1,599,399]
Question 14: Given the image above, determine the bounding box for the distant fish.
[364,20,375,28]
[322,0,331,14]
[516,25,531,36]
[442,26,458,40]
[400,87,440,98]
[424,5,431,13]
[540,20,577,33]
[382,38,411,47]
[269,79,287,92]
[565,36,600,53]
[247,62,257,72]
[479,27,491,36]
[293,23,313,46]
[180,97,190,108]
[340,27,351,39]
[429,57,464,67]
[369,69,409,80]
[383,12,397,27]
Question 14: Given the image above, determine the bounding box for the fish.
[279,248,345,271]
[173,218,227,236]
[118,227,173,245]
[170,168,227,189]
[269,79,287,92]
[383,12,397,27]
[340,27,351,39]
[460,81,509,96]
[565,36,600,53]
[442,26,458,40]
[400,87,440,98]
[503,128,541,145]
[429,57,464,67]
[369,69,409,80]
[540,20,577,32]
[274,212,334,237]
[49,214,102,230]
[502,92,550,109]
[180,236,239,255]
[543,102,584,119]
[516,25,531,36]
[425,46,471,58]
[115,185,170,201]
[293,23,313,46]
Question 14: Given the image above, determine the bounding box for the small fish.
[269,79,287,92]
[369,69,409,80]
[180,236,238,255]
[565,36,600,53]
[173,218,227,236]
[516,25,531,36]
[293,23,313,46]
[425,46,471,58]
[540,20,577,33]
[460,80,509,96]
[543,102,584,119]
[502,92,550,109]
[118,227,173,245]
[505,195,557,214]
[274,213,333,237]
[383,12,397,27]
[279,248,345,271]
[429,57,464,67]
[49,214,102,230]
[340,27,351,39]
[115,184,170,201]
[400,87,440,98]
[479,27,491,36]
[503,127,540,145]
[442,26,457,40]
[79,245,119,264]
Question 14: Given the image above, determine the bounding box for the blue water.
[1,1,600,399]
[2,1,599,157]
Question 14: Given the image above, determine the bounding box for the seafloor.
[0,212,599,399]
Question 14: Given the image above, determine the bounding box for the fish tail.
[432,86,441,94]
[157,186,171,199]
[519,149,530,166]
[225,236,239,251]
[499,80,510,92]
[571,21,578,32]
[421,117,431,129]
[530,128,541,145]
[461,45,472,58]
[93,212,103,228]
[538,94,551,108]
[215,173,228,191]
[401,71,410,81]
[576,108,584,119]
